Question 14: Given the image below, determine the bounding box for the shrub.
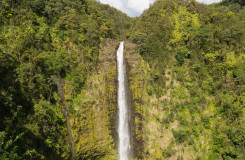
[172,129,189,144]
[139,43,148,56]
[176,46,190,65]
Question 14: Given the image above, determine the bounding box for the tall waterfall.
[117,41,131,160]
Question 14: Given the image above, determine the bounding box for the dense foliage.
[0,0,131,159]
[1,0,245,159]
[131,0,245,159]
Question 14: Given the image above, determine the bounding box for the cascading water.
[117,41,131,160]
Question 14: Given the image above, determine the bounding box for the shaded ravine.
[117,41,132,160]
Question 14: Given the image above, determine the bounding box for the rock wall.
[124,41,147,159]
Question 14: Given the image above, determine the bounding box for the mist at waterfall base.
[117,42,131,160]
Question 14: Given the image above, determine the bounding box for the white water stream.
[117,41,130,160]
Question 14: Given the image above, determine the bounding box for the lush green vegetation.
[130,0,245,159]
[1,0,244,159]
[0,0,131,159]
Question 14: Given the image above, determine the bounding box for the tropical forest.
[0,0,244,159]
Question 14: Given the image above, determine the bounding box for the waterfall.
[117,41,131,160]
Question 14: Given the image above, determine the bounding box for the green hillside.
[0,0,131,159]
[130,0,245,159]
[1,0,245,159]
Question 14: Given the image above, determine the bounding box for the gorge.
[0,0,244,160]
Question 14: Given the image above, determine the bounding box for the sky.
[98,0,222,17]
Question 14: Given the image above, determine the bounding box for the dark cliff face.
[124,41,145,159]
[100,40,120,148]
[102,40,145,159]
[124,50,134,159]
